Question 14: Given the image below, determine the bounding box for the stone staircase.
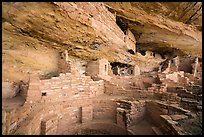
[167,84,202,112]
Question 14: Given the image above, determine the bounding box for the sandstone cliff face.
[105,2,202,57]
[2,2,127,82]
[2,2,202,82]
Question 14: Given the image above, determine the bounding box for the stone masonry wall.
[10,97,116,135]
[86,61,99,76]
[57,106,83,134]
[98,59,110,76]
[116,100,146,130]
[25,74,41,104]
[146,100,190,127]
[92,99,117,123]
[39,73,104,103]
[41,114,58,135]
[127,100,146,127]
[86,59,110,76]
[3,57,108,135]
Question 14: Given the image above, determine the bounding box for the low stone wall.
[104,80,120,95]
[8,98,118,135]
[92,99,117,123]
[39,73,104,103]
[57,106,83,134]
[167,86,201,111]
[145,100,194,134]
[146,100,190,127]
[116,100,146,131]
[154,92,181,104]
[81,122,128,135]
[127,100,146,127]
[160,114,188,135]
[41,114,58,135]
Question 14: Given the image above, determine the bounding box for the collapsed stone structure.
[2,52,202,135]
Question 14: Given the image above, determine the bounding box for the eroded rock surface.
[2,2,202,135]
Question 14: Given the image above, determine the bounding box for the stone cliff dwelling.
[116,16,137,54]
[110,62,140,76]
[2,2,202,135]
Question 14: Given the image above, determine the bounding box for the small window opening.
[105,65,107,72]
[42,92,47,96]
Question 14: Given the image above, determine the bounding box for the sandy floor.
[128,119,156,135]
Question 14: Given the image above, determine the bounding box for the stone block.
[169,115,188,121]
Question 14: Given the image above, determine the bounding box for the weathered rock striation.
[2,2,202,135]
